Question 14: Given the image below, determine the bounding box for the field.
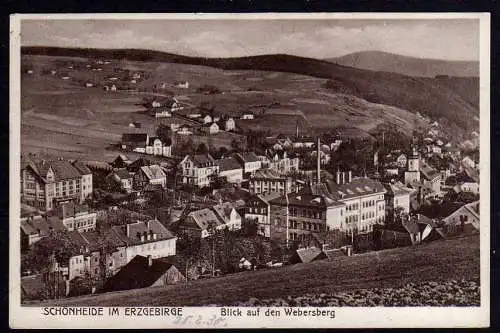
[30,235,480,307]
[20,54,433,161]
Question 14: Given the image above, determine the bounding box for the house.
[212,202,242,231]
[145,137,172,157]
[396,154,407,168]
[65,229,127,281]
[46,201,97,232]
[265,150,300,174]
[384,181,413,216]
[133,165,167,190]
[110,154,132,169]
[111,220,178,264]
[420,162,441,197]
[442,201,480,235]
[234,152,262,177]
[240,113,255,120]
[249,169,294,196]
[85,82,94,87]
[269,171,386,245]
[21,156,94,212]
[106,168,134,192]
[180,208,225,238]
[245,192,283,237]
[179,154,219,188]
[461,156,476,170]
[202,122,219,135]
[289,247,327,264]
[310,150,331,165]
[126,157,154,173]
[110,84,117,92]
[100,255,185,293]
[121,133,149,150]
[175,81,189,89]
[202,115,213,124]
[217,157,243,183]
[72,161,93,203]
[20,215,66,250]
[225,117,235,131]
[176,125,193,135]
[453,169,479,195]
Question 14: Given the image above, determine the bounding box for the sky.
[21,18,480,61]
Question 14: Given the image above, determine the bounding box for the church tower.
[404,144,420,184]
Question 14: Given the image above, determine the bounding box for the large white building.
[179,154,219,188]
[21,156,93,212]
[269,171,387,243]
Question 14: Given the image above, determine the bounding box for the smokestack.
[316,137,321,184]
[336,169,341,185]
[348,170,352,183]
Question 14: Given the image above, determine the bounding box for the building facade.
[179,154,219,188]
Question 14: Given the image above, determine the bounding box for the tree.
[156,124,173,146]
[196,143,209,155]
[22,230,78,274]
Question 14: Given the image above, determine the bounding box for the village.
[20,57,480,302]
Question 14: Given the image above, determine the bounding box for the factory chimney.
[316,137,321,184]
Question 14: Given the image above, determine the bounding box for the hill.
[328,51,479,78]
[22,46,479,131]
[29,236,479,307]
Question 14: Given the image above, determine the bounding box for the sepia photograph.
[10,13,490,328]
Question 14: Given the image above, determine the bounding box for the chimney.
[336,169,341,185]
[147,255,153,267]
[316,137,321,184]
[341,172,345,185]
[348,170,352,183]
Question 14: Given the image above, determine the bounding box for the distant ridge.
[21,46,479,130]
[327,51,479,78]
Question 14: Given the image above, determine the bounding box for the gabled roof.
[217,157,242,172]
[20,216,65,236]
[212,202,240,223]
[185,208,222,230]
[291,247,326,263]
[182,154,216,168]
[50,202,90,220]
[121,133,148,144]
[28,158,83,182]
[72,161,92,175]
[112,220,175,246]
[420,162,440,181]
[235,152,260,163]
[100,255,183,293]
[252,168,285,180]
[140,165,166,180]
[325,177,386,201]
[112,168,134,180]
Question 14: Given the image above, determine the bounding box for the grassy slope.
[327,51,479,78]
[21,54,432,160]
[32,236,479,307]
[22,47,479,130]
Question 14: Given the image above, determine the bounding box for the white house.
[133,165,167,190]
[217,157,243,183]
[202,122,219,135]
[117,220,177,264]
[442,201,480,234]
[145,137,172,157]
[202,115,213,124]
[212,202,242,231]
[240,113,255,120]
[180,154,219,188]
[225,118,235,131]
[234,152,262,177]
